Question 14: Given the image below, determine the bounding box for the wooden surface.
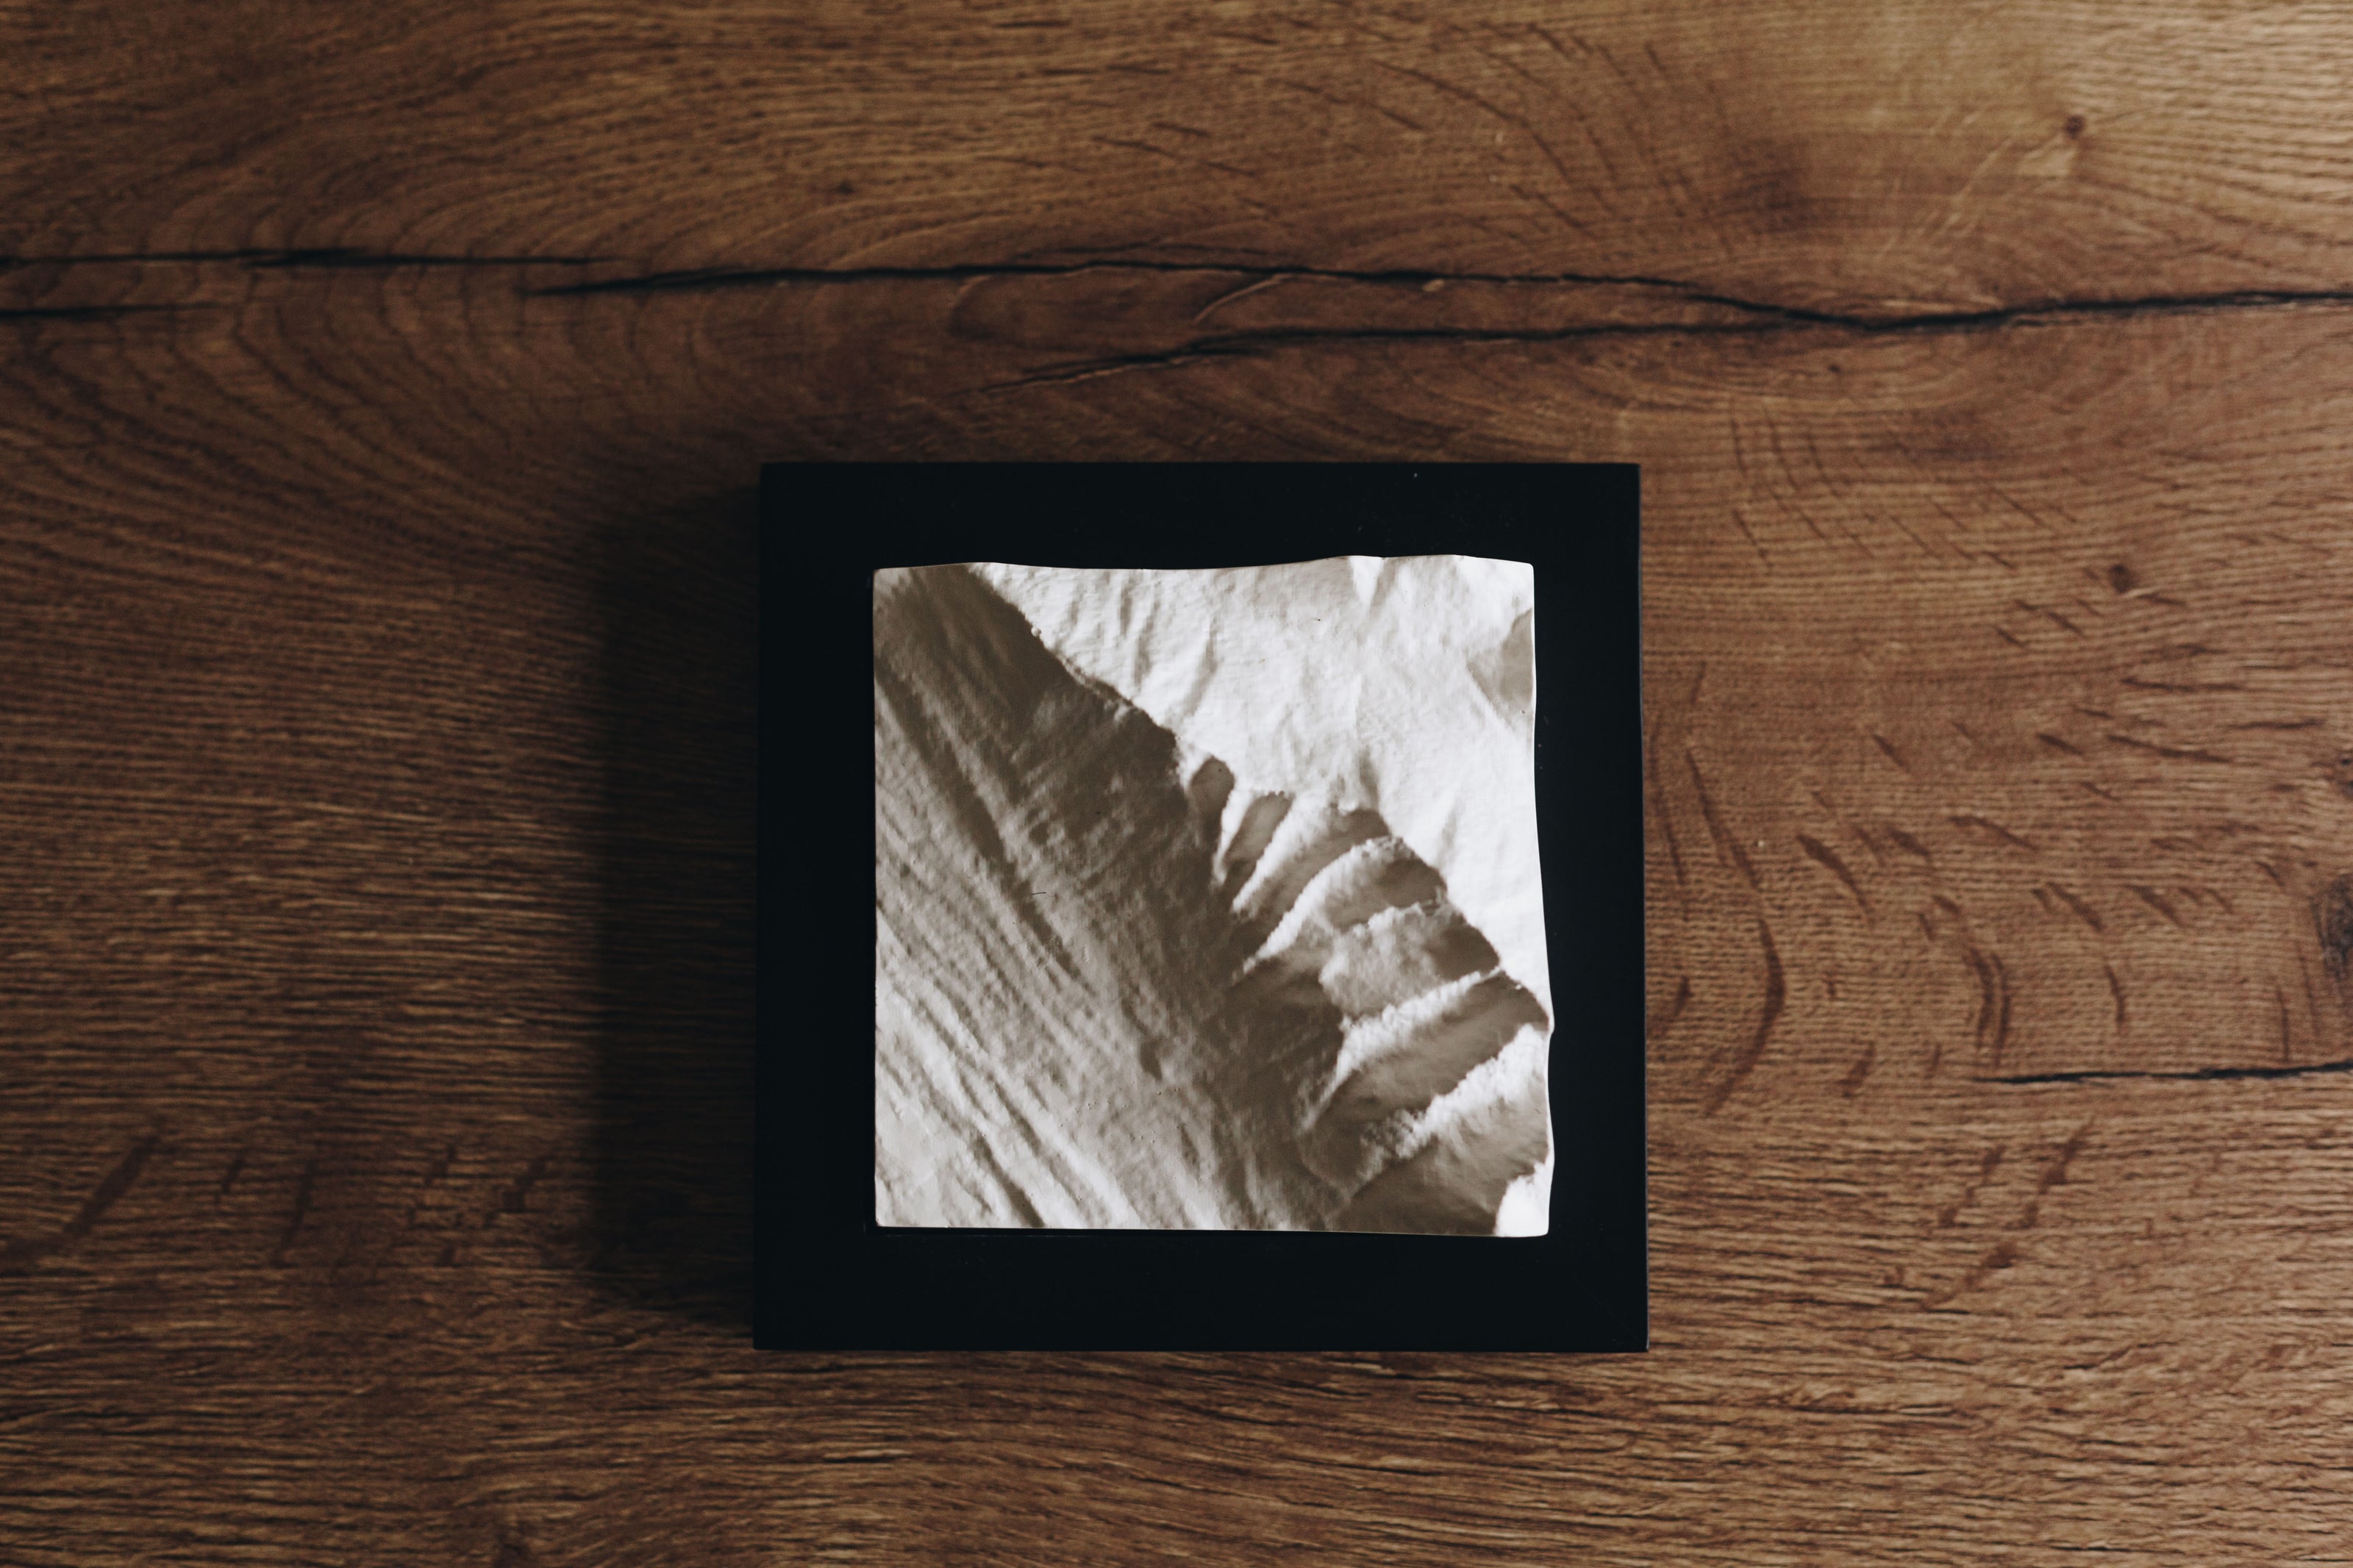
[8,1,2353,1560]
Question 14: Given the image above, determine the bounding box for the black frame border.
[761,463,1644,1350]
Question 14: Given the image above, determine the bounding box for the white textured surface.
[971,556,1549,1019]
[874,558,1551,1234]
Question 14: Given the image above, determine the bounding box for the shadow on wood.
[595,491,759,1328]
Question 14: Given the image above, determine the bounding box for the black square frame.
[761,463,1643,1350]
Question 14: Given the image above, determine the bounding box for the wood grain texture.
[8,0,2353,1561]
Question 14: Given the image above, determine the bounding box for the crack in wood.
[18,251,2353,384]
[974,294,2353,387]
[271,1159,319,1268]
[1704,920,1783,1114]
[532,257,1785,301]
[1982,1056,2353,1085]
[0,304,192,323]
[1645,975,1692,1042]
[528,260,2353,343]
[0,1134,163,1273]
[1796,832,1869,913]
[4,248,604,271]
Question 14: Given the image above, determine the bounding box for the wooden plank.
[7,1089,2353,1563]
[8,4,2353,308]
[6,264,2353,1559]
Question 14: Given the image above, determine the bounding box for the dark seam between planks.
[1981,1056,2353,1085]
[532,259,1838,306]
[0,304,196,323]
[2,248,605,270]
[15,252,2353,364]
[970,295,2353,388]
[529,261,2353,337]
[16,249,2353,334]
